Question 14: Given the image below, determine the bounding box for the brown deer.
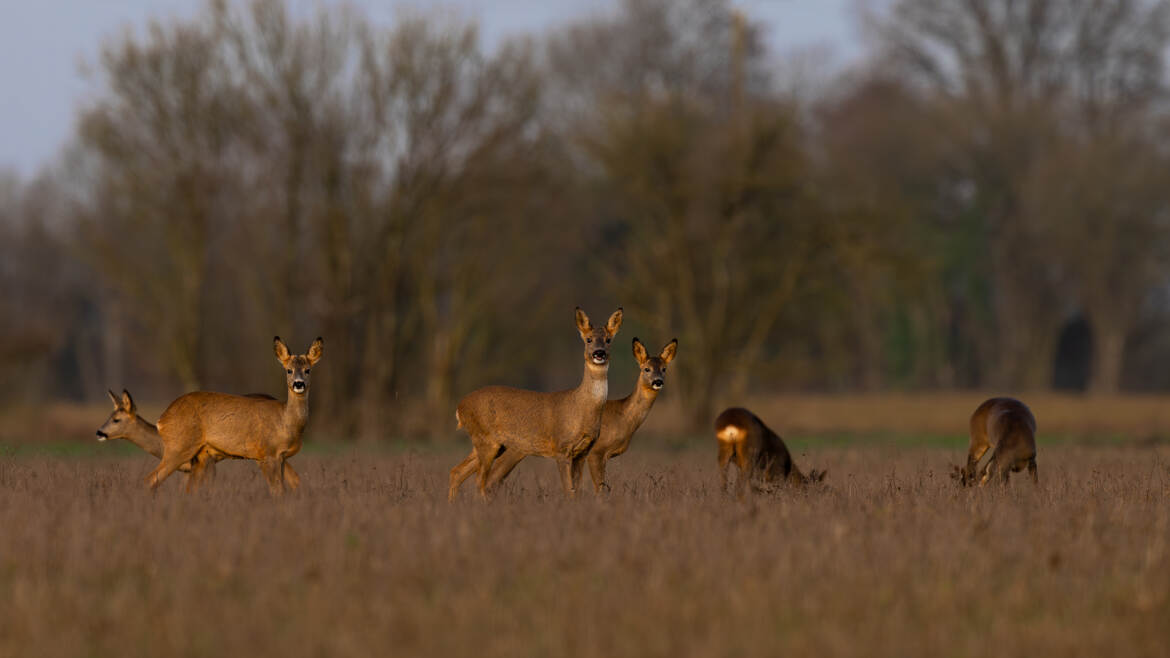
[449,336,677,496]
[95,389,297,490]
[147,336,322,494]
[448,307,622,500]
[953,397,1038,486]
[714,407,825,497]
[586,337,677,492]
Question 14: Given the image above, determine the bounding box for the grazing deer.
[953,397,1038,486]
[714,407,825,498]
[147,336,322,494]
[448,307,622,500]
[95,389,296,490]
[449,336,677,496]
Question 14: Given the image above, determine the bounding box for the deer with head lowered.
[714,407,825,498]
[448,307,622,500]
[147,336,322,494]
[952,397,1038,486]
[95,389,298,490]
[449,336,676,495]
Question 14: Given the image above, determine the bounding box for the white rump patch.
[716,425,742,442]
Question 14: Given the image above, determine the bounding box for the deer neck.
[616,380,660,427]
[576,361,609,407]
[126,415,164,459]
[283,391,311,434]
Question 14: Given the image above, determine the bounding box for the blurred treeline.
[5,0,1170,438]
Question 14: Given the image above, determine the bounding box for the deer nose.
[96,430,108,440]
[292,380,306,392]
[651,379,664,389]
[591,349,607,360]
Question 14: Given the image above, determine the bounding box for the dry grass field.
[1,443,1168,658]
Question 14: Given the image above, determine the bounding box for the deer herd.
[94,308,1039,497]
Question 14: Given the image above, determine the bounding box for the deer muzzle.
[95,430,108,441]
[651,379,664,390]
[591,350,608,364]
[292,380,306,393]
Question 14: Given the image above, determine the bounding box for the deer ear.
[660,338,678,364]
[274,336,291,364]
[307,336,324,365]
[606,307,623,336]
[632,338,648,363]
[120,389,136,414]
[575,307,591,336]
[107,390,120,409]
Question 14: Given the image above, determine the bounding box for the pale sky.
[0,0,867,178]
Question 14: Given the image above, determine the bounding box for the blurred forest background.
[5,0,1170,440]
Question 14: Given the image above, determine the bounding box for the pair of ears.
[575,307,623,337]
[274,336,324,365]
[107,389,135,413]
[633,337,678,364]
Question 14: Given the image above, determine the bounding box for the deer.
[714,407,825,498]
[448,307,622,501]
[95,388,297,490]
[147,336,322,494]
[448,336,676,496]
[952,397,1038,486]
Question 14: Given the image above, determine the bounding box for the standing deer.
[953,397,1038,486]
[714,407,825,498]
[95,389,296,490]
[448,307,622,500]
[147,336,322,494]
[586,337,676,492]
[449,336,677,496]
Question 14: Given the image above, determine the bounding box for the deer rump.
[715,407,825,495]
[956,397,1038,486]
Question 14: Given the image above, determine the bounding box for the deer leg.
[587,452,609,493]
[185,450,215,493]
[570,455,588,493]
[203,456,218,483]
[556,459,576,497]
[717,442,734,493]
[474,441,501,499]
[282,461,301,490]
[1027,458,1038,485]
[448,449,479,502]
[258,457,285,496]
[486,449,526,491]
[146,443,203,491]
[733,442,750,500]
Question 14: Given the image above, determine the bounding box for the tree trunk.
[1089,321,1126,394]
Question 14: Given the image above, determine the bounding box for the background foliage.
[6,0,1170,438]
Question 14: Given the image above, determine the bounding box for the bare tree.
[868,0,1170,389]
[1021,131,1170,392]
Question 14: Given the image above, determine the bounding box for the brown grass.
[1,445,1168,657]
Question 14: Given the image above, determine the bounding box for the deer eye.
[112,418,121,423]
[606,338,611,343]
[305,368,310,374]
[643,368,650,373]
[587,338,592,343]
[286,369,292,374]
